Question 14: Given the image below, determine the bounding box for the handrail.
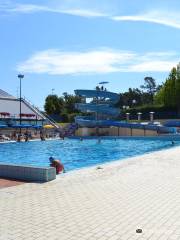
[43,112,62,129]
[22,98,61,130]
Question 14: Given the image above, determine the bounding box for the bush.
[122,105,178,120]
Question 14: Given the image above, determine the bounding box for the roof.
[0,89,16,99]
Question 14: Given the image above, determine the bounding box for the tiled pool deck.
[1,145,180,240]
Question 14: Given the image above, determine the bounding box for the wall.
[75,127,158,137]
[0,163,56,182]
[0,98,34,115]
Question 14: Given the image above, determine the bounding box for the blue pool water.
[0,139,176,171]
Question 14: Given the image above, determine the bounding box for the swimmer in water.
[49,157,65,174]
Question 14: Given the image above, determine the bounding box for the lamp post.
[149,112,155,123]
[126,112,130,122]
[51,88,55,95]
[18,74,24,133]
[137,112,142,122]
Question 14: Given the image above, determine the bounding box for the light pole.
[18,74,24,133]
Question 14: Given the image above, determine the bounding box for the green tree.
[63,93,82,113]
[140,77,158,103]
[44,95,64,115]
[118,88,142,108]
[176,64,180,112]
[154,85,165,105]
[155,66,178,108]
[44,93,83,122]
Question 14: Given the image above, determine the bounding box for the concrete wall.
[75,127,158,137]
[0,163,56,182]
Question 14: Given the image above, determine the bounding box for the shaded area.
[0,178,26,189]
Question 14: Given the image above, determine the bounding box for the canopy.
[11,124,33,128]
[11,124,42,129]
[19,113,36,118]
[99,81,109,85]
[0,125,7,128]
[33,125,42,129]
[0,112,10,117]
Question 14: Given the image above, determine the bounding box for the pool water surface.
[0,139,177,171]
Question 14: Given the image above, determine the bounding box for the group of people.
[17,132,30,142]
[96,85,107,91]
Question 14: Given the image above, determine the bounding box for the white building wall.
[0,98,36,116]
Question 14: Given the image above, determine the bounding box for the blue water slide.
[74,89,120,103]
[75,103,120,116]
[164,120,180,127]
[74,89,176,134]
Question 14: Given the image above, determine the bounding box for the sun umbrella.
[43,124,55,129]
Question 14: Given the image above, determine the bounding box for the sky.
[0,0,180,109]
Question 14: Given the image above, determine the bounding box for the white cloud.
[129,61,178,72]
[1,2,106,18]
[57,9,106,18]
[112,10,180,29]
[7,4,49,14]
[17,49,178,75]
[2,1,180,30]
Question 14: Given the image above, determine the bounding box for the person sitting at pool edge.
[49,157,65,174]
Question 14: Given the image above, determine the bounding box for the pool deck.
[1,146,180,240]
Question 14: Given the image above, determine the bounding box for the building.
[0,89,46,128]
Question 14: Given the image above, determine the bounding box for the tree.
[118,87,156,108]
[176,64,180,112]
[154,85,165,105]
[64,94,82,114]
[118,88,142,108]
[44,93,83,122]
[155,65,180,110]
[140,77,158,103]
[44,95,64,115]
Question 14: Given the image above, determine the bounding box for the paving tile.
[1,146,180,239]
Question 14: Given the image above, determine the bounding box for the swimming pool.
[0,139,177,171]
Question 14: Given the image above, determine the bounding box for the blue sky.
[0,0,180,109]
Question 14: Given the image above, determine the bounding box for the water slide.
[74,89,119,103]
[75,89,120,117]
[74,89,176,134]
[75,103,119,116]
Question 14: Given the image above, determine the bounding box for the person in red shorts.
[49,157,65,174]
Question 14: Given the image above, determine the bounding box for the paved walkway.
[1,145,180,240]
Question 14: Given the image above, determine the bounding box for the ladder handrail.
[22,98,61,130]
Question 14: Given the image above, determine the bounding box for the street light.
[18,74,24,133]
[51,88,55,95]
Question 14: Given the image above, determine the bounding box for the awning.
[0,125,7,128]
[11,124,33,128]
